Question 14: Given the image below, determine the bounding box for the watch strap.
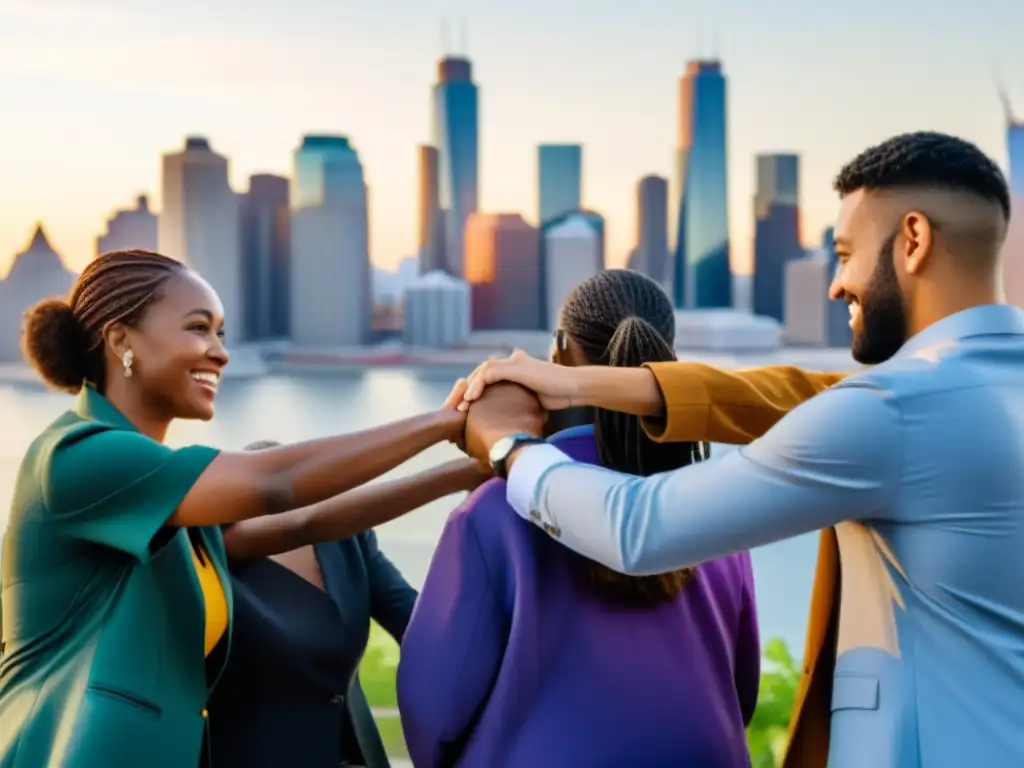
[491,433,545,479]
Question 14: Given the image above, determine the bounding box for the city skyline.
[1,0,1022,279]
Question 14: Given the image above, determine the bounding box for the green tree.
[745,638,800,767]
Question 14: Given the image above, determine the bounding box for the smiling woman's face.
[121,269,230,421]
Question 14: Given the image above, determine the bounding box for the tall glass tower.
[289,135,371,346]
[671,60,731,309]
[433,56,479,277]
[537,144,582,225]
[1008,122,1024,197]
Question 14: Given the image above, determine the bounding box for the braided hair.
[22,249,187,393]
[559,269,708,605]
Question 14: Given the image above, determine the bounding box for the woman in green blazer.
[0,250,468,768]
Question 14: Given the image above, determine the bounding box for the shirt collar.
[74,385,136,430]
[895,304,1024,361]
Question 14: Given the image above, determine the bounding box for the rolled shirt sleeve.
[44,424,220,563]
[505,380,901,575]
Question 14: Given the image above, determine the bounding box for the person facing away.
[398,269,760,768]
[0,249,470,768]
[205,440,488,768]
[460,132,1024,767]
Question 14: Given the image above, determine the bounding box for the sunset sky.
[1,0,1021,277]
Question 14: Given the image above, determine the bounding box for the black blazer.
[205,532,417,768]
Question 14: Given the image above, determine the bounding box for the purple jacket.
[397,426,760,767]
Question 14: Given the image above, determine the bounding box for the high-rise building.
[289,135,372,347]
[417,145,445,274]
[0,224,75,362]
[96,195,158,257]
[783,229,850,348]
[433,56,479,277]
[752,153,802,322]
[158,137,242,341]
[537,144,583,225]
[402,270,471,348]
[539,209,605,328]
[1002,100,1024,307]
[629,175,670,285]
[240,174,290,340]
[783,254,829,346]
[541,212,602,330]
[671,60,731,309]
[464,213,541,330]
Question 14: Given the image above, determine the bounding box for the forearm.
[301,462,478,544]
[257,411,454,510]
[573,365,666,416]
[506,385,899,576]
[641,363,847,444]
[224,460,480,560]
[570,363,847,445]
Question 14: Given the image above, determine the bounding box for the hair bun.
[21,298,90,393]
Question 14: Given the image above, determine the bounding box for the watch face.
[489,435,515,464]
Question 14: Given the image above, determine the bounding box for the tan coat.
[641,362,847,768]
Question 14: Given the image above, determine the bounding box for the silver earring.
[122,349,134,378]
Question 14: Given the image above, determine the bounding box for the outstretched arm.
[462,351,847,444]
[504,381,900,575]
[638,362,847,444]
[47,382,470,554]
[223,458,489,561]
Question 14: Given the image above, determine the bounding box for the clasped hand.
[439,349,581,466]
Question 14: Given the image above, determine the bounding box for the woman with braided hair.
[398,269,760,767]
[0,249,478,768]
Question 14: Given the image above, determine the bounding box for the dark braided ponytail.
[559,269,709,605]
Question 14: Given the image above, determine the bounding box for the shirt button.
[528,509,541,521]
[329,694,345,705]
[201,708,209,719]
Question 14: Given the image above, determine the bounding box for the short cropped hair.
[833,131,1011,220]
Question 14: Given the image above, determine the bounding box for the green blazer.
[0,387,233,768]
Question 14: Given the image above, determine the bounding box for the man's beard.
[851,234,908,365]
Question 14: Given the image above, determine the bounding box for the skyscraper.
[537,144,582,225]
[240,174,290,340]
[464,213,541,330]
[158,136,242,340]
[541,213,602,330]
[671,60,731,309]
[289,135,372,347]
[538,209,605,328]
[433,56,479,277]
[96,195,157,257]
[417,145,445,274]
[1002,96,1024,307]
[784,228,850,347]
[824,225,852,347]
[752,153,802,322]
[403,271,471,348]
[629,175,670,285]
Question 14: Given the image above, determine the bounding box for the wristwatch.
[488,432,545,480]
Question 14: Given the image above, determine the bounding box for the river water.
[0,369,817,652]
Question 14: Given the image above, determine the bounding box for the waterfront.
[0,368,818,652]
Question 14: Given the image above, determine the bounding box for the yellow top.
[190,544,228,657]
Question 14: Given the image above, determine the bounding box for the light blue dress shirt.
[506,304,1024,767]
